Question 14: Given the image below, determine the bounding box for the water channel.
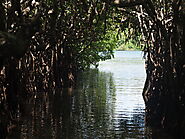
[9,51,149,139]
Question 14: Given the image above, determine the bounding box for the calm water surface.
[9,51,149,139]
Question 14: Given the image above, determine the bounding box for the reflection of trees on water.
[113,106,145,139]
[114,105,175,139]
[0,87,74,139]
[1,69,117,139]
[2,68,158,139]
[73,69,117,138]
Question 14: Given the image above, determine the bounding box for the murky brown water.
[7,51,151,139]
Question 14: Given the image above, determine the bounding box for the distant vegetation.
[115,37,141,51]
[101,30,142,51]
[115,41,141,51]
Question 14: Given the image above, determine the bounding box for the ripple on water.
[8,51,147,139]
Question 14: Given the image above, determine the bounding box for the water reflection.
[98,51,146,138]
[7,51,148,139]
[74,69,116,138]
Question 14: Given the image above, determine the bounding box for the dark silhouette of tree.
[114,0,185,138]
[0,0,116,137]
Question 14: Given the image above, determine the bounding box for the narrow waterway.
[97,51,146,138]
[8,51,148,139]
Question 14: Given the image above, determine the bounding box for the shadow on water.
[5,87,73,139]
[1,51,175,139]
[3,68,144,138]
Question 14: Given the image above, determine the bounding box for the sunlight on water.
[98,51,146,138]
[8,51,147,139]
[99,51,145,111]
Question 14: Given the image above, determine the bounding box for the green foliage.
[116,41,141,51]
[0,0,120,90]
[115,32,142,51]
[74,28,120,70]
